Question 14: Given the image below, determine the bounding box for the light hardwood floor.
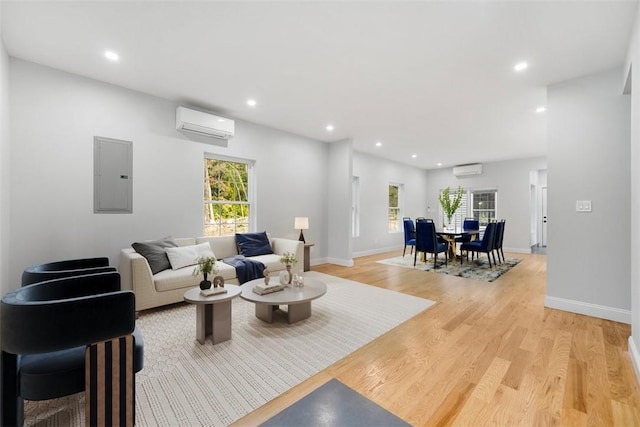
[232,251,640,426]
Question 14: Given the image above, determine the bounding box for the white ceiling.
[1,1,637,169]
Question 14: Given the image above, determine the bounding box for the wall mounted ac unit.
[176,106,235,140]
[453,163,483,177]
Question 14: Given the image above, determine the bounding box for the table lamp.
[294,217,309,243]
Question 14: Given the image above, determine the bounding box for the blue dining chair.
[460,221,497,267]
[493,219,506,264]
[414,219,448,269]
[455,218,479,244]
[402,218,416,257]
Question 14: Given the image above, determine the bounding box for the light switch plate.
[576,200,592,212]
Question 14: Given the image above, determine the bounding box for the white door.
[541,187,548,247]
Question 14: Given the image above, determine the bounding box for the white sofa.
[119,235,303,311]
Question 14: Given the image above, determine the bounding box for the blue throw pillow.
[235,232,273,257]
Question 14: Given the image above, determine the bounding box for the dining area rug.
[377,255,521,282]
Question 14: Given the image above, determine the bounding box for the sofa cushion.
[165,243,215,270]
[131,238,177,275]
[235,232,273,257]
[196,236,238,259]
[250,254,286,273]
[153,263,236,293]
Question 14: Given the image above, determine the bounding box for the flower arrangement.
[438,186,464,227]
[192,256,218,279]
[279,252,298,265]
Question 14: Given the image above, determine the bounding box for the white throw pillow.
[165,243,215,270]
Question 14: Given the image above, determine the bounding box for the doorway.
[541,186,548,247]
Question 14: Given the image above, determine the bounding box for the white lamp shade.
[294,217,309,230]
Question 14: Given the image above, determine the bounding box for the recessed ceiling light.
[535,106,546,113]
[437,162,442,167]
[412,154,417,159]
[104,50,119,62]
[247,99,257,107]
[375,142,382,147]
[326,124,334,131]
[514,61,528,72]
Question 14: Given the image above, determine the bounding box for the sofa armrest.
[270,238,304,268]
[119,249,154,298]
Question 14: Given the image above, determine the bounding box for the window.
[204,156,254,236]
[438,188,497,228]
[388,183,403,232]
[471,190,497,226]
[352,176,360,237]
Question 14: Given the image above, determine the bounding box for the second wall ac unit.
[176,106,235,140]
[453,163,483,177]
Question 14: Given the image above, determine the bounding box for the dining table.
[436,227,480,263]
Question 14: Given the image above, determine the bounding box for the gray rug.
[377,254,521,282]
[260,379,410,427]
[24,272,434,426]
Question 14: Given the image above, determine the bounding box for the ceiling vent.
[176,106,235,140]
[453,163,483,177]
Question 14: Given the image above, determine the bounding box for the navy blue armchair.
[460,221,498,267]
[22,257,115,286]
[414,219,448,269]
[1,271,144,426]
[403,218,416,257]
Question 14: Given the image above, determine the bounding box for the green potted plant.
[193,256,217,290]
[279,252,298,284]
[438,186,463,230]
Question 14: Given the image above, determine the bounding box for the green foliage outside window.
[204,159,250,236]
[388,184,400,232]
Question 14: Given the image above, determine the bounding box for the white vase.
[279,270,289,285]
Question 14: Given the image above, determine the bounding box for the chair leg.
[487,251,492,268]
[403,245,407,257]
[414,250,418,266]
[492,250,497,266]
[1,351,24,427]
[501,248,505,262]
[434,253,438,270]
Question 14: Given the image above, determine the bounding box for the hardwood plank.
[231,251,640,426]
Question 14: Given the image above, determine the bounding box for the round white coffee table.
[241,277,327,324]
[183,284,241,344]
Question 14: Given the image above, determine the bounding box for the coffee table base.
[255,302,312,324]
[196,301,232,344]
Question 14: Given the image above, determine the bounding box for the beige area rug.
[24,272,434,426]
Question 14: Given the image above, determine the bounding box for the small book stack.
[200,287,228,297]
[253,283,284,295]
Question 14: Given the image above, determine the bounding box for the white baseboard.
[545,296,631,324]
[629,336,640,386]
[504,247,533,254]
[352,245,403,258]
[325,257,354,267]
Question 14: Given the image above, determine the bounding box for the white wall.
[0,4,10,296]
[546,67,631,323]
[425,157,547,253]
[625,5,640,379]
[8,59,330,288]
[326,139,353,265]
[352,151,429,256]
